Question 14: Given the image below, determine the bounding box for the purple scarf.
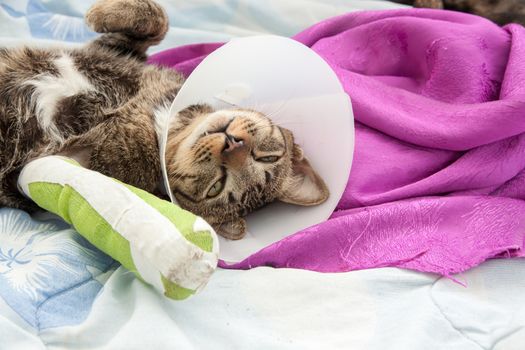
[149,9,525,276]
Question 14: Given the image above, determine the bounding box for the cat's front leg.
[59,111,162,196]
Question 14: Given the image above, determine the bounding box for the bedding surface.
[3,258,525,350]
[1,0,524,349]
[46,259,525,350]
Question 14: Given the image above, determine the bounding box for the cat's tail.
[85,0,169,60]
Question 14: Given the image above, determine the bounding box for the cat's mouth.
[198,130,245,153]
[199,117,235,139]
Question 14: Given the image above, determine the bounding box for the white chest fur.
[25,53,96,141]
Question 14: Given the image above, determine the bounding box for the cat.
[0,0,329,240]
[394,0,525,26]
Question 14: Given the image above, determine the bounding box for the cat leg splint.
[17,156,219,300]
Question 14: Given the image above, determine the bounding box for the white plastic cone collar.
[160,35,354,263]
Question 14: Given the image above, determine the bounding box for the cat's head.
[165,104,329,239]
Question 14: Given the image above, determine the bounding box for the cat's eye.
[256,156,280,163]
[207,178,224,198]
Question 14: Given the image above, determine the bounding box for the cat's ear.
[216,217,247,240]
[278,144,329,206]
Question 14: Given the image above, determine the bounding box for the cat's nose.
[222,134,248,169]
[223,133,244,153]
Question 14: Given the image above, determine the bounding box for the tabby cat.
[395,0,525,26]
[0,0,329,240]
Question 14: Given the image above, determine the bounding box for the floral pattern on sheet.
[0,208,114,330]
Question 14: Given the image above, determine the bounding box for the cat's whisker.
[167,155,202,184]
[272,120,306,127]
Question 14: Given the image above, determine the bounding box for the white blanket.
[3,260,523,349]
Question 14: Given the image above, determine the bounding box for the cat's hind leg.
[85,0,169,59]
[414,0,444,8]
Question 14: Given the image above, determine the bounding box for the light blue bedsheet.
[0,209,114,331]
[0,0,407,49]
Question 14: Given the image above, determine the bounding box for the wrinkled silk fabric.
[149,9,525,276]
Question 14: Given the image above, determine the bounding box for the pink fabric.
[149,9,525,276]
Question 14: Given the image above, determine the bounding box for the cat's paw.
[85,0,168,39]
[217,218,247,240]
